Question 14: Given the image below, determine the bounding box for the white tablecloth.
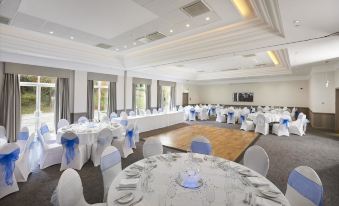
[57,122,123,145]
[107,153,290,206]
[247,113,284,123]
[116,111,185,133]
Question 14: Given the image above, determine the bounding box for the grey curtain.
[157,81,161,109]
[107,82,117,116]
[132,83,137,111]
[146,84,151,110]
[0,72,21,142]
[55,78,70,130]
[170,85,176,109]
[87,80,94,119]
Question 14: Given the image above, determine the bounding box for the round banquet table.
[56,122,123,145]
[107,153,290,206]
[247,113,284,123]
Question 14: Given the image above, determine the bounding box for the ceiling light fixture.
[231,0,254,18]
[293,20,301,27]
[267,51,280,65]
[186,24,190,28]
[205,16,210,21]
[170,29,173,33]
[115,48,119,51]
[133,42,137,45]
[70,36,74,40]
[49,31,54,34]
[124,45,127,48]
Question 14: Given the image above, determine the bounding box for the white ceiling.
[0,0,339,83]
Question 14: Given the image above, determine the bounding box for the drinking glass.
[167,183,176,206]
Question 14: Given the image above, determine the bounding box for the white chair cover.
[77,116,89,124]
[198,107,209,120]
[191,137,212,155]
[240,120,255,131]
[0,125,7,143]
[110,112,118,119]
[178,106,184,112]
[272,115,291,136]
[152,109,158,115]
[120,111,127,118]
[40,123,57,144]
[37,128,63,169]
[112,125,133,158]
[0,143,20,199]
[188,108,196,121]
[129,111,136,116]
[143,138,163,158]
[289,113,307,136]
[100,146,122,201]
[216,110,226,123]
[14,132,35,182]
[91,128,113,167]
[285,166,323,206]
[57,119,70,130]
[60,132,89,171]
[254,113,269,135]
[51,168,106,206]
[227,109,236,124]
[100,116,110,123]
[134,124,140,143]
[158,108,163,113]
[244,145,269,177]
[16,127,30,152]
[145,109,151,115]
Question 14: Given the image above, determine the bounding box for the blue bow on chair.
[61,137,79,164]
[126,129,134,148]
[190,109,195,116]
[281,119,289,127]
[240,115,245,123]
[228,112,234,119]
[0,148,20,185]
[17,131,29,140]
[40,125,49,135]
[120,119,128,127]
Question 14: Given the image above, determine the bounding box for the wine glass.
[167,183,176,206]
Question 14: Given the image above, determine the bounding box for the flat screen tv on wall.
[233,92,254,102]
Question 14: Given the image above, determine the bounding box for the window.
[20,75,56,133]
[93,81,109,120]
[135,84,146,110]
[161,86,171,111]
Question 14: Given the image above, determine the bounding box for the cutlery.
[129,196,143,206]
[257,194,282,204]
[114,192,133,202]
[249,192,252,204]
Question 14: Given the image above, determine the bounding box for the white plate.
[238,169,253,176]
[116,192,135,204]
[259,189,280,198]
[125,170,140,176]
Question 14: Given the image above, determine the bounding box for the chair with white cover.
[152,108,158,115]
[39,123,57,144]
[112,125,134,158]
[100,116,110,124]
[198,107,209,120]
[91,128,113,167]
[51,168,106,206]
[272,115,291,136]
[254,113,269,135]
[143,138,163,158]
[146,109,152,115]
[227,109,236,124]
[57,119,70,130]
[240,115,255,131]
[285,166,323,206]
[120,111,127,118]
[0,125,8,145]
[60,132,89,171]
[110,112,118,120]
[209,106,216,116]
[125,124,136,149]
[100,146,121,201]
[134,123,140,143]
[16,127,31,152]
[158,108,163,113]
[129,111,136,116]
[216,110,226,123]
[190,137,212,155]
[14,131,35,182]
[243,145,269,177]
[37,129,63,169]
[0,143,20,199]
[78,116,89,124]
[289,113,307,136]
[178,106,184,112]
[188,108,196,121]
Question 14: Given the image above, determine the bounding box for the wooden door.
[336,89,339,133]
[182,93,189,106]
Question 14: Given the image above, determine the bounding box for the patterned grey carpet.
[1,120,338,206]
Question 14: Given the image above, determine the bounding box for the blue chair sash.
[190,109,195,116]
[100,150,121,171]
[40,125,49,135]
[0,148,20,185]
[191,141,212,155]
[120,119,128,127]
[288,170,323,206]
[126,129,134,148]
[228,112,234,119]
[211,108,215,113]
[17,131,29,140]
[240,115,245,123]
[281,119,289,127]
[61,137,79,164]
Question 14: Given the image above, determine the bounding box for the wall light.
[231,0,254,18]
[267,51,280,65]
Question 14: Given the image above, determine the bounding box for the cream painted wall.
[151,80,157,108]
[335,69,339,88]
[0,63,4,98]
[176,83,184,106]
[309,71,336,113]
[125,76,133,110]
[116,75,125,110]
[183,84,201,104]
[73,70,87,113]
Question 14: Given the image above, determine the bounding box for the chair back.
[178,106,184,111]
[77,116,89,124]
[16,127,30,152]
[158,108,163,113]
[0,143,20,186]
[191,137,212,155]
[58,119,70,129]
[152,108,158,114]
[143,138,163,158]
[53,169,87,206]
[255,114,267,126]
[100,116,110,123]
[125,124,135,148]
[61,132,79,165]
[110,112,118,119]
[146,109,151,115]
[244,145,269,177]
[129,111,135,116]
[97,128,113,148]
[39,123,54,143]
[100,146,121,201]
[120,111,127,118]
[279,115,291,128]
[286,166,323,206]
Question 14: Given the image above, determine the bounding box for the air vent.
[96,43,112,49]
[181,0,210,17]
[136,32,166,44]
[242,54,256,58]
[220,68,240,72]
[0,15,10,25]
[255,64,266,67]
[197,70,204,73]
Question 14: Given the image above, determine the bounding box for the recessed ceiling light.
[133,42,137,45]
[169,29,173,33]
[186,24,190,28]
[115,48,119,51]
[49,31,54,34]
[293,20,301,26]
[124,45,127,48]
[70,36,74,40]
[205,16,210,21]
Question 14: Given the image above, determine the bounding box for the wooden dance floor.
[146,125,259,161]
